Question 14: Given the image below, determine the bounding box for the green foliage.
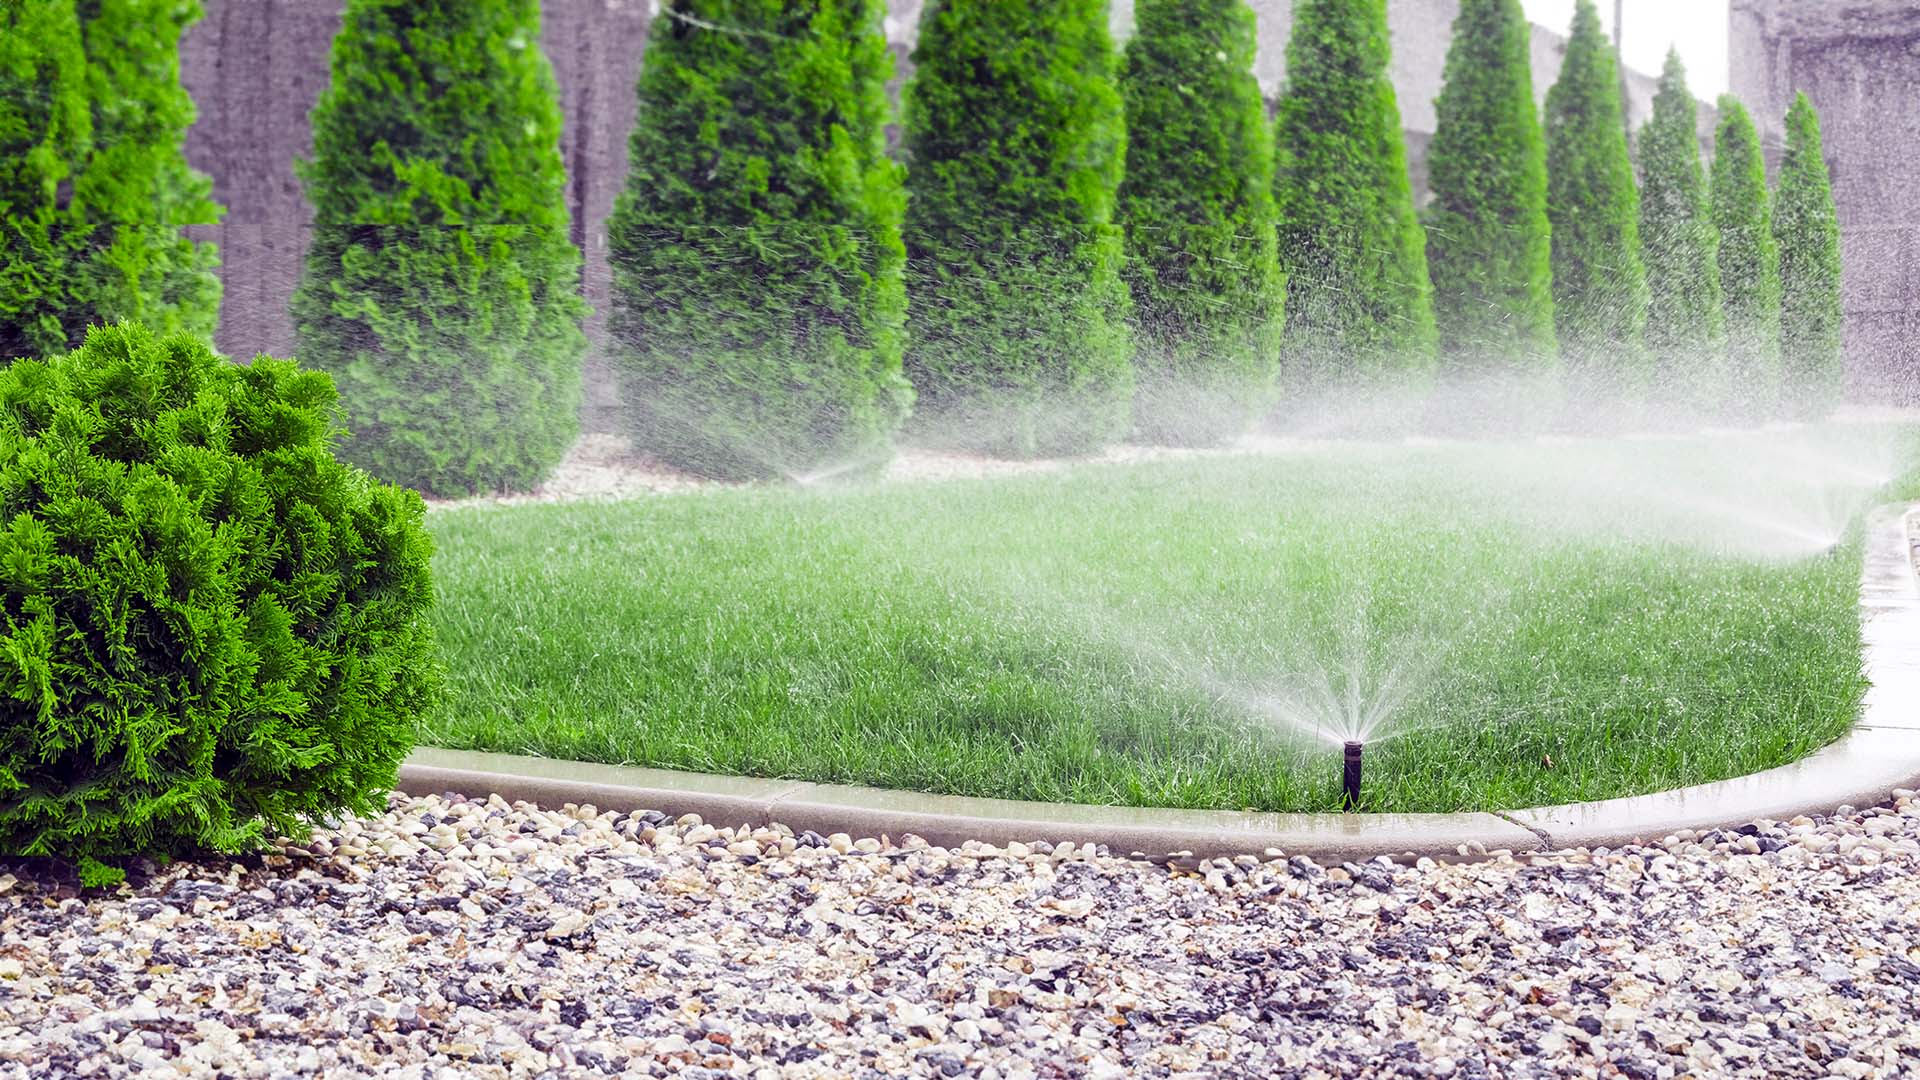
[0,0,220,362]
[293,0,587,498]
[1543,0,1647,394]
[1774,91,1843,418]
[1271,0,1435,389]
[0,0,89,360]
[1638,50,1726,409]
[0,323,438,883]
[1116,0,1283,446]
[607,0,910,481]
[1709,96,1781,418]
[72,0,223,343]
[1423,0,1556,373]
[901,0,1132,457]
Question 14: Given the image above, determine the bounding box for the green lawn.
[421,424,1909,813]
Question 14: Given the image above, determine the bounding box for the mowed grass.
[421,426,1906,813]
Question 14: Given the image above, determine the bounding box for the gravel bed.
[2,792,1917,1079]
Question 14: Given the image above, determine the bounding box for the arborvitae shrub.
[72,0,223,343]
[607,0,910,480]
[1709,96,1781,419]
[294,0,587,498]
[1116,0,1284,446]
[0,0,90,360]
[901,0,1132,457]
[1543,0,1648,398]
[1423,0,1556,374]
[1774,91,1844,418]
[1271,0,1435,393]
[0,323,438,886]
[1638,50,1726,411]
[0,0,220,362]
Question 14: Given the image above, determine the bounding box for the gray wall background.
[179,0,1750,432]
[1731,0,1920,403]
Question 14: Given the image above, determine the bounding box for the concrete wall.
[1730,0,1920,402]
[180,0,1691,430]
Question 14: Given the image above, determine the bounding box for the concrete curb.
[397,504,1920,861]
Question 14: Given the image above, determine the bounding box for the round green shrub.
[1117,0,1285,447]
[0,324,438,885]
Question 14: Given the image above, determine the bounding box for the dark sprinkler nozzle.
[1342,741,1363,811]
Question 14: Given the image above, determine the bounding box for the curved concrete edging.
[397,504,1920,861]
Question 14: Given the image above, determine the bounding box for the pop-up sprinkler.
[1342,741,1364,811]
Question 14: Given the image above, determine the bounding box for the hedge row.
[1434,0,1841,419]
[7,0,1854,483]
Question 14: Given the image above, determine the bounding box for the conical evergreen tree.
[72,0,222,343]
[1543,0,1647,396]
[0,0,219,361]
[0,0,90,359]
[1637,50,1725,410]
[1271,0,1435,391]
[901,0,1132,457]
[1773,91,1843,418]
[1117,0,1284,446]
[294,0,587,498]
[1709,96,1781,419]
[607,0,910,481]
[1423,0,1556,374]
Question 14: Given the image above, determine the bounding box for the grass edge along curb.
[397,503,1920,862]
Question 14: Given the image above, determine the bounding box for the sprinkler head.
[1342,740,1364,812]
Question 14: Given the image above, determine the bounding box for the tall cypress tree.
[1117,0,1284,446]
[607,0,910,481]
[0,0,90,359]
[1773,91,1844,418]
[0,0,219,361]
[902,0,1132,457]
[72,0,222,343]
[1423,0,1556,374]
[1543,0,1647,396]
[1709,96,1781,419]
[1638,50,1725,410]
[1271,0,1434,391]
[294,0,587,498]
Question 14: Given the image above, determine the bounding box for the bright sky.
[1521,0,1730,97]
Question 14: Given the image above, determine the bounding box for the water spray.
[1342,740,1363,811]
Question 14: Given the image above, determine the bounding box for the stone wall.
[181,0,1692,430]
[1730,0,1920,402]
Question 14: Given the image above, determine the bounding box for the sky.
[1520,0,1730,96]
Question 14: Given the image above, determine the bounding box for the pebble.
[0,791,1917,1078]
